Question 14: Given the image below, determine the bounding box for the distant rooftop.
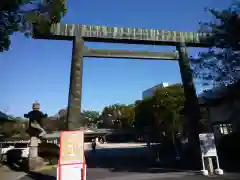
[143,82,169,92]
[0,111,14,121]
[42,128,113,139]
[142,82,170,99]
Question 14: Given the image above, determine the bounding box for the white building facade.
[142,82,169,99]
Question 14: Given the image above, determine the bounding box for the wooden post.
[66,38,84,130]
[177,41,201,166]
[207,157,214,175]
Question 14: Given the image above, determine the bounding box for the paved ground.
[0,165,26,180]
[97,143,147,148]
[17,168,240,180]
[2,143,240,180]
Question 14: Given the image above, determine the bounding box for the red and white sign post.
[57,131,86,180]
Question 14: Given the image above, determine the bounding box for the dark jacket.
[24,110,47,126]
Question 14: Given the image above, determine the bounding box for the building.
[198,82,240,141]
[142,82,169,99]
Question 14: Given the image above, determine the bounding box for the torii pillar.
[66,38,84,130]
[177,41,201,167]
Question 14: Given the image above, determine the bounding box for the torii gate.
[34,23,213,165]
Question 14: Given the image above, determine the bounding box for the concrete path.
[17,167,240,180]
[3,143,240,180]
[0,165,26,180]
[97,143,147,149]
[18,169,196,180]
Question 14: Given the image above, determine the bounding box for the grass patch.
[34,165,57,172]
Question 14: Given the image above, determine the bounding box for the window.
[218,124,232,135]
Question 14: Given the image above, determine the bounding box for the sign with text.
[59,130,84,164]
[199,133,217,157]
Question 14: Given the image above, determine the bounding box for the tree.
[190,3,240,135]
[101,104,135,128]
[134,98,154,128]
[135,84,185,143]
[41,117,66,131]
[0,120,28,137]
[82,110,100,121]
[56,108,67,120]
[1,0,67,52]
[152,84,185,142]
[119,104,135,128]
[81,110,100,128]
[191,3,240,88]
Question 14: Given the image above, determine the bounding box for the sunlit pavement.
[0,165,26,180]
[17,144,240,180]
[18,167,240,180]
[97,142,147,148]
[84,142,148,150]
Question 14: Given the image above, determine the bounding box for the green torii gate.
[34,23,213,163]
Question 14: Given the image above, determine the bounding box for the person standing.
[91,138,97,153]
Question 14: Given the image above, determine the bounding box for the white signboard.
[57,130,86,180]
[199,133,217,157]
[59,131,84,164]
[57,163,84,180]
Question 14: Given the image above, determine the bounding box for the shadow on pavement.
[85,146,240,175]
[3,145,240,180]
[24,171,55,180]
[85,147,199,174]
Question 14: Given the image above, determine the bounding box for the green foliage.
[82,110,100,121]
[0,120,28,137]
[134,84,186,142]
[120,104,135,128]
[134,98,154,128]
[102,104,135,128]
[81,110,101,128]
[39,142,59,165]
[153,84,185,133]
[101,84,186,142]
[191,3,240,88]
[0,0,67,52]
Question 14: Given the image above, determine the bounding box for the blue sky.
[0,0,231,116]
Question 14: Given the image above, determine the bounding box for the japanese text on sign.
[59,131,84,164]
[199,133,217,157]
